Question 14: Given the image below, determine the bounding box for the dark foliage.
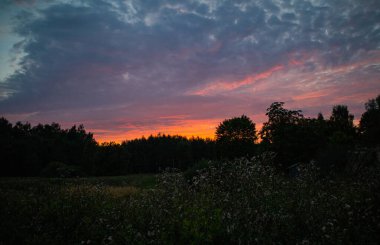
[120,134,217,174]
[0,122,218,176]
[0,120,97,176]
[258,101,366,172]
[360,95,380,146]
[215,115,257,159]
[1,94,379,176]
[259,102,330,168]
[216,115,257,143]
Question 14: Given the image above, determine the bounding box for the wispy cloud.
[0,0,379,142]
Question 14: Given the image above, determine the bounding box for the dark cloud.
[1,0,380,141]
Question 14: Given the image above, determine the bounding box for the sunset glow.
[94,119,221,143]
[1,0,379,143]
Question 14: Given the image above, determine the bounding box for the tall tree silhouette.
[259,102,331,167]
[216,115,257,158]
[360,94,380,146]
[216,115,257,143]
[260,102,303,144]
[328,105,356,146]
[329,105,354,130]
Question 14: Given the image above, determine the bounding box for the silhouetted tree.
[92,142,126,175]
[259,102,335,169]
[329,105,354,131]
[259,102,307,167]
[2,94,380,177]
[316,105,357,172]
[0,120,97,176]
[216,115,257,143]
[359,94,380,146]
[120,134,217,173]
[317,112,324,121]
[326,105,356,147]
[216,115,257,158]
[260,102,303,144]
[0,118,15,175]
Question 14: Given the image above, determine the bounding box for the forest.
[1,95,380,244]
[1,94,379,177]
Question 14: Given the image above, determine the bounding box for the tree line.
[1,94,379,177]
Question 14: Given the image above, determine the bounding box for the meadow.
[1,154,379,244]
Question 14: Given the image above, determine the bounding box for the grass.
[0,157,379,244]
[0,174,156,245]
[0,174,157,189]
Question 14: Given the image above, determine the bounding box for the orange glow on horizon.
[93,120,265,144]
[8,51,376,145]
[93,119,221,143]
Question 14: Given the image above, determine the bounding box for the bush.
[131,153,379,243]
[183,159,210,182]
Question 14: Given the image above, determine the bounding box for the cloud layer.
[1,0,380,142]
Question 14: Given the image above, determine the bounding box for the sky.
[0,0,379,143]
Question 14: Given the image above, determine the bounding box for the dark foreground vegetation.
[1,95,380,243]
[1,155,379,244]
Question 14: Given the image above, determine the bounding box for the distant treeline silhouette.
[1,95,379,177]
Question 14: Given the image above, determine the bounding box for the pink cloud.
[188,64,285,96]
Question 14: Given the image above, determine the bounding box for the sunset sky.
[0,0,379,142]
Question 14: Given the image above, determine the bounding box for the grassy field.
[0,174,157,244]
[1,158,379,244]
[0,174,157,188]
